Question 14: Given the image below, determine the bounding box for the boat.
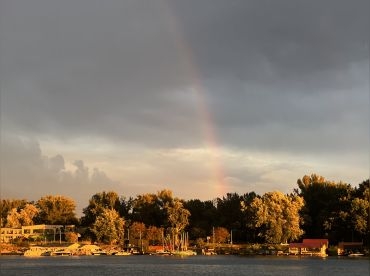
[112,251,131,256]
[24,246,50,257]
[172,250,197,256]
[91,248,108,255]
[348,253,364,257]
[50,249,72,256]
[154,250,173,256]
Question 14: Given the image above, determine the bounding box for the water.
[0,255,368,276]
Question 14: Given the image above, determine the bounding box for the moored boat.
[24,246,50,257]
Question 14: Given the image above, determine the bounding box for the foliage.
[350,180,369,240]
[296,174,355,243]
[36,195,77,225]
[65,231,79,243]
[91,208,125,244]
[6,203,39,227]
[184,199,217,239]
[167,199,190,234]
[132,193,164,227]
[129,221,146,240]
[1,176,369,247]
[214,227,230,243]
[248,191,304,243]
[81,191,122,226]
[146,225,163,245]
[0,199,27,227]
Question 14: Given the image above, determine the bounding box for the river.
[0,255,368,275]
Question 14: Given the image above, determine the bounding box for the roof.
[289,239,328,248]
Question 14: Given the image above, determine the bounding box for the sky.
[1,0,369,215]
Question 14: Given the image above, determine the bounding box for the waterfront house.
[337,242,363,256]
[1,224,74,243]
[0,227,23,243]
[289,239,329,256]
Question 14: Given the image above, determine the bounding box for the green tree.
[81,191,121,226]
[184,199,217,240]
[132,193,164,227]
[36,195,77,225]
[215,193,245,241]
[92,208,125,244]
[248,191,304,243]
[296,174,354,243]
[350,179,369,243]
[240,192,258,242]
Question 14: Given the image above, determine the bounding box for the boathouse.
[289,239,329,256]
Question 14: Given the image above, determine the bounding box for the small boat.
[91,248,108,255]
[154,250,173,256]
[112,251,131,256]
[172,250,197,256]
[24,246,50,257]
[50,249,72,256]
[348,253,364,257]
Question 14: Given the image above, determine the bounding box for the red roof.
[289,239,328,248]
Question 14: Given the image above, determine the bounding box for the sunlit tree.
[92,208,125,244]
[81,191,121,226]
[167,199,190,248]
[0,199,27,227]
[214,227,230,243]
[129,221,146,240]
[248,191,304,243]
[146,225,164,245]
[36,195,77,225]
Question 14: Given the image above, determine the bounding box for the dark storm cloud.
[169,0,368,82]
[1,0,368,154]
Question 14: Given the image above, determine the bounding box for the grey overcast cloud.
[1,0,369,214]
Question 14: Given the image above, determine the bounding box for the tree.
[6,208,21,228]
[81,191,121,226]
[248,191,304,243]
[19,204,39,226]
[132,193,164,227]
[36,195,77,225]
[296,174,354,243]
[350,180,369,243]
[129,221,146,240]
[6,203,39,228]
[65,232,79,243]
[91,209,125,244]
[240,192,258,242]
[184,199,217,240]
[167,199,190,249]
[214,227,230,244]
[146,225,164,245]
[0,199,27,227]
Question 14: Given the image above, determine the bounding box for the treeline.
[1,174,369,246]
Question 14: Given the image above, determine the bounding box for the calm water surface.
[0,255,369,276]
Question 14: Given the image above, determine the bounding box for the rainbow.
[160,0,227,197]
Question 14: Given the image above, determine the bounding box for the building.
[1,224,70,243]
[337,242,363,256]
[289,239,329,257]
[0,228,23,243]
